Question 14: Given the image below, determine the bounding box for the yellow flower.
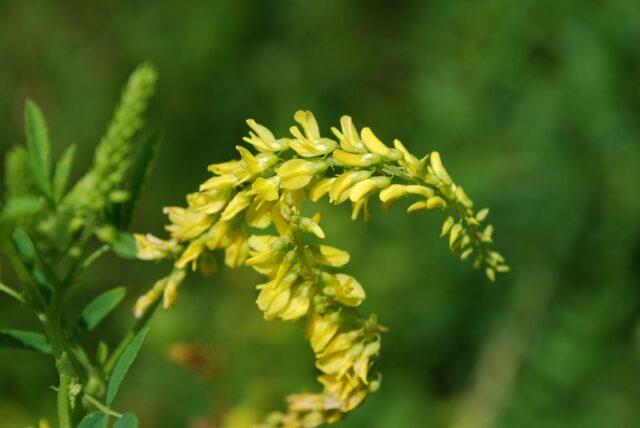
[245,199,273,229]
[186,189,230,214]
[309,177,336,202]
[309,245,350,267]
[251,176,280,203]
[332,149,381,167]
[276,159,329,190]
[360,127,402,160]
[256,272,298,320]
[202,220,231,250]
[134,233,178,260]
[322,273,366,307]
[224,229,249,268]
[236,146,278,174]
[220,190,253,221]
[379,184,434,203]
[134,276,167,317]
[298,216,325,239]
[331,115,366,153]
[163,207,212,240]
[175,241,204,270]
[429,151,452,185]
[243,118,290,152]
[329,170,372,203]
[289,110,338,157]
[162,269,187,309]
[207,159,242,175]
[199,174,240,191]
[306,311,340,354]
[348,176,391,202]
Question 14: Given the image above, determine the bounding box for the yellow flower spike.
[348,176,391,202]
[243,118,290,152]
[251,176,280,203]
[329,170,373,203]
[163,207,212,240]
[175,241,204,270]
[236,146,278,174]
[137,111,508,427]
[429,151,453,185]
[207,159,241,175]
[220,190,252,221]
[202,220,231,250]
[333,149,382,167]
[162,269,187,310]
[186,189,230,214]
[134,233,178,260]
[299,216,325,239]
[276,159,329,190]
[199,174,239,191]
[331,115,366,153]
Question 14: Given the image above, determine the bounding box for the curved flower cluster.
[134,111,507,427]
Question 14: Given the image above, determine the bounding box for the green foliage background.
[1,1,640,427]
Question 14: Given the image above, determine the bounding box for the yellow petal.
[333,149,381,167]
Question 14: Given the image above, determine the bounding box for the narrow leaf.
[111,232,137,259]
[119,132,162,229]
[70,287,126,341]
[24,100,52,196]
[77,411,107,428]
[0,329,51,353]
[53,144,76,203]
[107,327,149,405]
[114,412,138,428]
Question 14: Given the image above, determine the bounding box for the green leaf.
[118,132,162,229]
[107,327,149,405]
[53,144,76,203]
[114,412,138,428]
[77,411,107,428]
[111,232,137,259]
[70,287,126,341]
[4,145,37,200]
[0,197,44,221]
[24,100,52,197]
[0,329,51,353]
[10,229,53,301]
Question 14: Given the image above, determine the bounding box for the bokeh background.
[2,1,640,427]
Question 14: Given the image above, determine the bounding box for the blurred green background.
[2,1,640,427]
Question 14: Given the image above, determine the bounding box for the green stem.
[84,393,122,418]
[0,281,26,304]
[41,289,81,428]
